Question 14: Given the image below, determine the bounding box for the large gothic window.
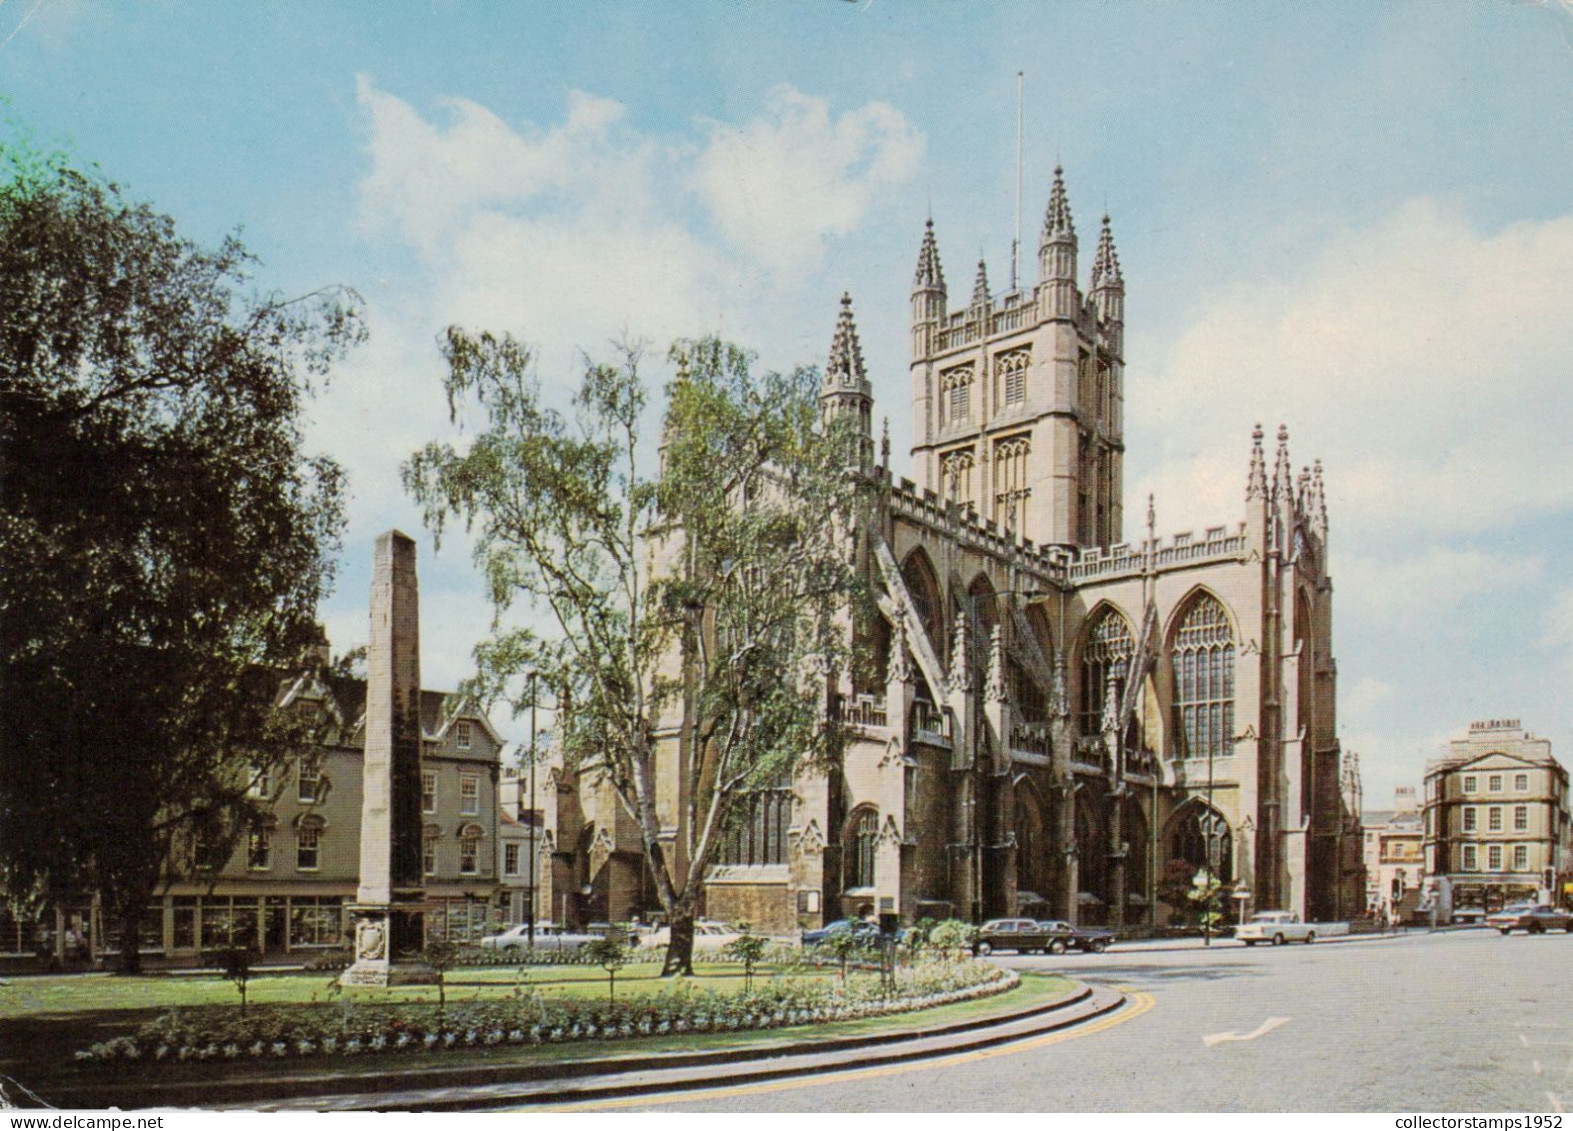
[847,808,879,889]
[995,348,1030,407]
[1080,608,1133,737]
[1170,803,1233,880]
[717,789,792,866]
[940,364,974,426]
[993,435,1031,530]
[940,447,975,507]
[1170,594,1235,761]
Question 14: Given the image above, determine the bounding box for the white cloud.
[1338,545,1544,632]
[1131,199,1573,543]
[314,80,924,740]
[695,86,924,275]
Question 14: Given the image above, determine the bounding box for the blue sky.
[7,0,1573,808]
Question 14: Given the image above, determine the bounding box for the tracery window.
[1079,608,1133,736]
[940,447,975,506]
[848,808,879,889]
[1171,803,1233,879]
[995,348,1030,407]
[940,364,974,426]
[717,788,792,866]
[993,435,1031,530]
[1170,594,1236,761]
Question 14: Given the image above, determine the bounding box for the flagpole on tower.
[1013,71,1024,291]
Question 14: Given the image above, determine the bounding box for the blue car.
[801,919,882,947]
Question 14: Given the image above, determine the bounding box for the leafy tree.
[404,334,859,977]
[581,936,629,1003]
[724,921,768,992]
[819,922,864,983]
[421,935,462,1016]
[927,918,979,961]
[219,947,255,1015]
[0,147,362,972]
[1187,869,1225,937]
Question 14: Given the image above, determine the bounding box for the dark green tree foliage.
[580,935,628,1003]
[0,152,361,971]
[405,333,858,976]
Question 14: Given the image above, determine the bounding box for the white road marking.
[1546,1091,1564,1113]
[1203,1017,1291,1047]
[1534,1060,1544,1076]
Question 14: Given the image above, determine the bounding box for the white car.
[479,922,599,953]
[639,920,743,951]
[1236,910,1317,946]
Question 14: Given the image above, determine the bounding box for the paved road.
[576,930,1573,1112]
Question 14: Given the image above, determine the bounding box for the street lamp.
[1232,886,1252,930]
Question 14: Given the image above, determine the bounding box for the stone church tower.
[547,165,1365,935]
[910,168,1125,550]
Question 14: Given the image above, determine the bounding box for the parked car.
[1450,906,1486,925]
[801,919,882,947]
[639,920,743,951]
[1035,919,1116,953]
[479,922,600,953]
[974,918,1072,955]
[1486,903,1573,935]
[1236,910,1317,946]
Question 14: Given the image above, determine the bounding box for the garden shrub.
[74,956,1014,1068]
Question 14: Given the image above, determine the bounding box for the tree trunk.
[661,912,695,976]
[115,899,145,975]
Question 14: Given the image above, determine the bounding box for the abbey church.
[544,168,1366,932]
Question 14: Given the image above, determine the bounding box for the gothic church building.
[554,168,1365,932]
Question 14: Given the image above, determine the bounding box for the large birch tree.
[405,333,859,974]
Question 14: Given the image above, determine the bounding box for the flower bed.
[75,959,1014,1068]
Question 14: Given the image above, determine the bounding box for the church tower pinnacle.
[823,292,874,468]
[1090,214,1125,333]
[909,163,1125,550]
[911,218,947,361]
[1038,165,1078,320]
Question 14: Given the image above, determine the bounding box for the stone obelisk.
[343,530,436,986]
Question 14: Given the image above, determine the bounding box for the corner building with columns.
[560,168,1365,933]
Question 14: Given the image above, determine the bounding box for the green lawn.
[1,970,1076,1108]
[0,961,824,1018]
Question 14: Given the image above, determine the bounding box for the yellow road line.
[543,989,1157,1112]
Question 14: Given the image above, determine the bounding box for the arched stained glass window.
[848,808,879,889]
[1080,609,1133,737]
[1170,595,1235,761]
[1170,803,1233,879]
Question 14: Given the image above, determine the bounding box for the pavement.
[630,926,1570,1113]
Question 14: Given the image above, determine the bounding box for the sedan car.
[1035,919,1116,953]
[974,918,1071,955]
[801,919,882,947]
[479,922,600,952]
[1486,903,1573,935]
[639,920,743,951]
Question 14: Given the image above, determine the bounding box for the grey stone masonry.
[344,529,436,985]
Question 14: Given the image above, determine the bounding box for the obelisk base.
[341,903,438,987]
